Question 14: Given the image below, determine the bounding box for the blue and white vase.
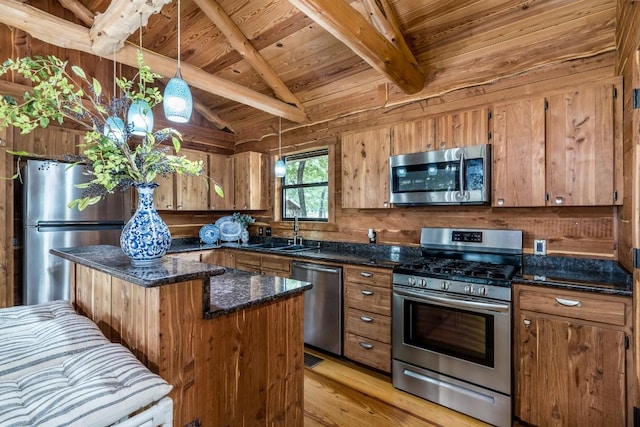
[120,182,171,266]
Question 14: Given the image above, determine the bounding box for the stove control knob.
[441,281,450,291]
[407,277,416,286]
[478,286,487,296]
[418,278,427,287]
[464,284,474,294]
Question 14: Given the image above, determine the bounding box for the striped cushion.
[0,343,172,427]
[0,301,76,332]
[0,314,109,380]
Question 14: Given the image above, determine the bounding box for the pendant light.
[128,14,154,136]
[104,46,125,144]
[274,117,286,177]
[163,0,193,123]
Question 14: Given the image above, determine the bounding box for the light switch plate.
[534,239,547,256]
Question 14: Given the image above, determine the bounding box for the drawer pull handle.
[360,272,373,278]
[360,316,373,322]
[361,290,374,296]
[555,297,581,307]
[359,342,374,350]
[523,319,531,328]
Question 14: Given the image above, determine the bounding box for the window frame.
[280,148,329,222]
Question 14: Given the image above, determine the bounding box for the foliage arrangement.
[0,52,222,210]
[232,212,255,229]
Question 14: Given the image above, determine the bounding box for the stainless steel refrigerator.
[23,160,130,305]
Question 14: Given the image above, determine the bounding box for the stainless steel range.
[392,227,522,427]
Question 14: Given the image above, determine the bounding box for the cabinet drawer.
[235,252,261,268]
[345,266,392,288]
[345,283,391,316]
[518,286,628,326]
[345,307,390,344]
[261,255,290,274]
[344,332,391,372]
[235,262,260,274]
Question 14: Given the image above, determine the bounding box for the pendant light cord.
[177,0,181,70]
[278,117,282,158]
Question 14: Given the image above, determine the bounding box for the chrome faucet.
[292,215,303,246]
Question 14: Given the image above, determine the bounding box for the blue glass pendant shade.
[275,158,286,177]
[127,99,154,136]
[163,68,193,123]
[103,116,125,144]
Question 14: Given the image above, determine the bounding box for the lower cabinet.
[201,249,236,269]
[233,250,290,277]
[343,265,392,372]
[514,284,631,426]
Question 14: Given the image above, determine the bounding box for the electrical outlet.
[258,227,264,236]
[265,227,272,236]
[534,239,547,256]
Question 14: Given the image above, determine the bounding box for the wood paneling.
[72,264,305,426]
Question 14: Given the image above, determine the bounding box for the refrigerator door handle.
[36,221,125,231]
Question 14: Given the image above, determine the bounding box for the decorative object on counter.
[232,212,255,244]
[215,216,243,242]
[120,182,172,266]
[0,53,224,266]
[199,223,221,245]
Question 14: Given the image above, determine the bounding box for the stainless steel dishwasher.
[291,261,343,355]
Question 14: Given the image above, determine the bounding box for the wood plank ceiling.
[0,0,616,146]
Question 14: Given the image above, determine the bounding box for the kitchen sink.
[246,242,290,249]
[274,244,315,252]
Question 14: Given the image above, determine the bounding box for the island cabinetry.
[493,81,622,207]
[514,284,631,426]
[234,250,290,277]
[343,265,392,372]
[70,262,304,426]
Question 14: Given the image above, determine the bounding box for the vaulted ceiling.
[0,0,617,146]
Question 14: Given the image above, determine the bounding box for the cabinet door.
[341,128,391,209]
[426,107,490,151]
[391,121,430,155]
[492,98,546,207]
[233,151,266,210]
[154,173,175,210]
[209,154,234,210]
[201,249,235,268]
[175,149,209,210]
[516,312,626,426]
[546,84,615,206]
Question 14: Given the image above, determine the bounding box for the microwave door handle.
[459,151,466,197]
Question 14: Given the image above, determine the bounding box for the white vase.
[241,229,249,244]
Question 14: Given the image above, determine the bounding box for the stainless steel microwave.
[389,144,491,205]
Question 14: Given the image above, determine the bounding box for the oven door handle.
[393,289,510,313]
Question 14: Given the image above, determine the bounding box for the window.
[281,149,328,221]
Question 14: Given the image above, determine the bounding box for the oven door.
[392,286,510,394]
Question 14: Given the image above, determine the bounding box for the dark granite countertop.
[51,245,225,287]
[517,255,633,297]
[205,269,312,319]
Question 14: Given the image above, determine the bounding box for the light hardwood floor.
[303,348,494,427]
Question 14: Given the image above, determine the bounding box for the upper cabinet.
[392,107,490,155]
[342,127,391,209]
[233,151,266,211]
[209,154,234,211]
[176,149,209,211]
[493,82,622,207]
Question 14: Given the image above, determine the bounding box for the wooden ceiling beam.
[193,0,305,112]
[288,0,425,94]
[0,0,307,123]
[360,0,417,63]
[57,0,94,26]
[89,0,172,56]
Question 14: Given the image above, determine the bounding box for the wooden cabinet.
[233,251,290,277]
[208,154,234,211]
[514,284,631,426]
[154,173,175,210]
[201,249,236,269]
[343,265,392,372]
[176,149,209,210]
[493,82,621,207]
[233,151,266,210]
[341,128,391,209]
[392,107,490,155]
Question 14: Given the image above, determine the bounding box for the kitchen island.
[51,245,312,427]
